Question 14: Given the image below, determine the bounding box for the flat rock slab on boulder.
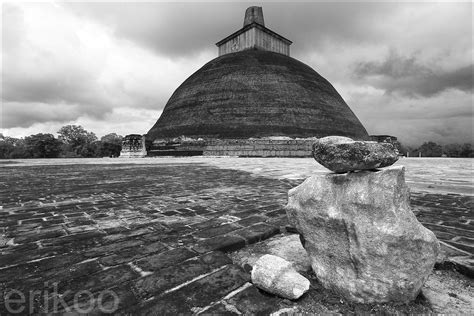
[251,254,310,300]
[286,166,439,303]
[312,136,399,173]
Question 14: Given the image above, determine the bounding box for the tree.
[0,136,28,159]
[98,133,123,157]
[0,140,15,159]
[443,143,462,157]
[79,141,100,158]
[418,141,443,157]
[24,133,63,158]
[392,141,407,156]
[100,133,122,144]
[57,125,97,156]
[8,138,29,158]
[460,143,473,157]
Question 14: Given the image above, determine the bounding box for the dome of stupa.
[147,6,368,142]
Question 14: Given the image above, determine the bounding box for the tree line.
[0,125,123,159]
[399,141,473,158]
[0,126,472,158]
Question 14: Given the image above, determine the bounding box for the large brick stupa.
[146,7,368,157]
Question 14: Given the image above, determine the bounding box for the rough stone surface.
[251,254,310,299]
[286,166,440,303]
[312,136,399,173]
[0,158,471,314]
[231,234,312,273]
[422,270,474,314]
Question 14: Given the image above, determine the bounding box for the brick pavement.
[0,161,472,314]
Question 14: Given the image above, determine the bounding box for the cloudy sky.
[1,1,472,146]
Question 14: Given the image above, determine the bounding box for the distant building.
[369,135,398,144]
[119,134,147,158]
[370,135,402,156]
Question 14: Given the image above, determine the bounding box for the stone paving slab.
[0,159,472,314]
[3,157,472,195]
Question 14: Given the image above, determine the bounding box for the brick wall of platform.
[202,139,314,157]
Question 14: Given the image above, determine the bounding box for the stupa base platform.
[119,151,147,158]
[148,150,204,157]
[149,138,316,157]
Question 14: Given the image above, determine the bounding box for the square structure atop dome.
[216,6,292,57]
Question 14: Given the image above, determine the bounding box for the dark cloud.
[2,102,81,128]
[2,69,117,126]
[372,117,473,146]
[4,71,108,109]
[65,3,245,58]
[355,52,428,79]
[267,3,401,55]
[354,51,473,97]
[64,2,395,59]
[2,3,114,125]
[2,2,178,128]
[348,88,473,146]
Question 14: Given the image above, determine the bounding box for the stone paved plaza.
[0,157,472,314]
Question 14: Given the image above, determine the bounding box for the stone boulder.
[286,166,439,303]
[251,254,310,300]
[312,136,399,173]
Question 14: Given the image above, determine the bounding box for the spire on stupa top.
[216,6,292,57]
[243,6,265,27]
